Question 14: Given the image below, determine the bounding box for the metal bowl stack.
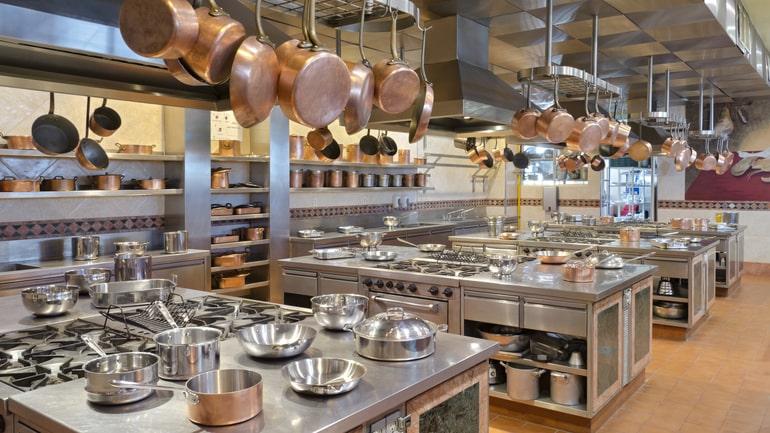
[311,294,368,330]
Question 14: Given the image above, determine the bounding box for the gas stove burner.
[63,320,105,337]
[0,328,58,350]
[0,365,73,391]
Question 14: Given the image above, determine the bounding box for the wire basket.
[101,294,199,335]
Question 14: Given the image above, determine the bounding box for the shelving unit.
[0,189,183,199]
[211,187,269,194]
[491,352,587,377]
[652,317,689,328]
[489,383,589,417]
[211,213,270,222]
[652,295,688,303]
[290,159,428,169]
[290,187,433,193]
[0,149,184,162]
[600,163,654,220]
[210,239,270,250]
[211,259,270,273]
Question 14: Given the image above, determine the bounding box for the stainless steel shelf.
[290,160,427,169]
[491,352,587,377]
[489,384,588,417]
[211,259,270,273]
[212,281,270,296]
[211,213,270,222]
[0,149,183,161]
[210,188,269,194]
[211,155,269,163]
[653,295,688,303]
[516,65,622,100]
[652,317,689,328]
[291,187,433,192]
[0,189,183,199]
[210,239,270,250]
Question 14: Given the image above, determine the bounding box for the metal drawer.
[642,258,688,279]
[464,291,520,328]
[282,269,318,296]
[319,272,359,295]
[523,298,587,337]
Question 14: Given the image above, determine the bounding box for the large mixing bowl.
[311,294,368,330]
[21,284,79,317]
[237,324,317,358]
[282,357,366,395]
[357,232,383,250]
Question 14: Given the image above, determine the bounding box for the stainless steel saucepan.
[397,237,446,252]
[153,303,222,380]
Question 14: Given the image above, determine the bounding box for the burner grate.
[101,293,199,335]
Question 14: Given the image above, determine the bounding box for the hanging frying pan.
[229,0,279,128]
[379,131,398,156]
[119,0,199,58]
[511,79,539,140]
[165,58,208,86]
[359,129,379,155]
[31,93,79,155]
[77,98,109,170]
[183,0,246,85]
[343,0,375,135]
[278,0,351,129]
[373,10,420,114]
[89,99,121,137]
[408,14,433,144]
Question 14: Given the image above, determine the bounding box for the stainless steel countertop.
[8,319,497,433]
[280,246,655,302]
[449,232,719,258]
[290,222,458,243]
[546,223,746,238]
[0,249,209,284]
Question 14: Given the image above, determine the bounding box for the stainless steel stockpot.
[350,307,445,361]
[72,235,100,261]
[163,230,188,254]
[154,326,222,381]
[65,267,112,295]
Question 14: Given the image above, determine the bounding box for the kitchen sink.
[0,263,41,272]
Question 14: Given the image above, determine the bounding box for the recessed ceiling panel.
[558,14,640,39]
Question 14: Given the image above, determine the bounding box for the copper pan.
[278,0,351,129]
[164,58,208,86]
[408,17,433,144]
[628,139,652,162]
[289,135,305,160]
[119,0,198,58]
[229,0,279,128]
[307,128,333,151]
[536,78,574,143]
[590,92,610,140]
[183,0,246,85]
[115,143,155,155]
[714,138,730,175]
[512,80,539,140]
[610,139,630,160]
[0,176,42,192]
[1,132,35,150]
[566,87,602,153]
[694,140,716,171]
[343,0,375,135]
[373,11,420,114]
[674,147,692,172]
[41,176,77,192]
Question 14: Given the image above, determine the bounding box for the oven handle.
[370,295,439,313]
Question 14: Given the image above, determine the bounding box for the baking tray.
[337,226,364,234]
[310,248,357,260]
[89,279,176,308]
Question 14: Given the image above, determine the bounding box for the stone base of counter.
[490,371,646,433]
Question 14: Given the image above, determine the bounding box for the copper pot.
[361,153,379,164]
[344,170,360,188]
[115,143,155,154]
[242,227,265,241]
[372,12,419,114]
[211,167,231,189]
[1,133,36,150]
[136,178,166,190]
[41,176,78,191]
[670,218,682,229]
[674,147,691,172]
[93,173,123,191]
[307,128,334,151]
[396,149,411,165]
[301,144,318,161]
[289,135,305,160]
[217,273,249,289]
[566,116,602,153]
[182,1,246,85]
[289,169,303,188]
[119,0,199,59]
[343,144,362,162]
[413,157,427,165]
[562,260,595,283]
[414,173,427,187]
[619,227,640,243]
[695,151,716,171]
[314,141,341,163]
[308,170,324,188]
[213,253,246,267]
[0,176,42,192]
[536,81,574,143]
[378,153,393,165]
[402,173,415,187]
[628,139,652,162]
[327,169,343,188]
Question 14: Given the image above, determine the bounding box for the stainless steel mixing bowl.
[282,357,366,396]
[21,284,79,317]
[310,294,368,330]
[237,324,317,358]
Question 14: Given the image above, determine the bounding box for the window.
[519,145,589,185]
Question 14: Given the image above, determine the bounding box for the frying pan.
[343,0,375,135]
[512,150,529,169]
[397,237,445,252]
[408,12,433,144]
[307,128,333,151]
[359,129,379,155]
[164,58,208,86]
[76,98,109,171]
[277,0,351,129]
[537,246,594,265]
[314,140,341,162]
[229,0,279,128]
[590,155,605,171]
[379,131,398,156]
[373,11,420,114]
[119,0,199,59]
[89,99,121,137]
[31,93,79,155]
[183,0,246,85]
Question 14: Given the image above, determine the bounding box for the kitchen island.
[280,246,655,432]
[0,288,497,433]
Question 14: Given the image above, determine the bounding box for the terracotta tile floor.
[490,274,770,433]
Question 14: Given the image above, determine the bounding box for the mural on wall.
[685,98,770,201]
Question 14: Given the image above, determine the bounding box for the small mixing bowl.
[282,357,366,395]
[21,284,79,317]
[237,324,317,358]
[311,294,368,330]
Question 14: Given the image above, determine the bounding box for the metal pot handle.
[154,302,179,328]
[550,371,568,381]
[81,334,108,357]
[110,380,196,403]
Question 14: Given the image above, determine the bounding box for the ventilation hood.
[369,15,525,134]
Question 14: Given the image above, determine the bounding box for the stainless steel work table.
[7,316,497,433]
[289,223,456,244]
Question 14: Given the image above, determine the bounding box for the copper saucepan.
[182,0,246,85]
[512,79,540,140]
[93,173,124,191]
[373,11,420,114]
[307,128,334,151]
[41,175,78,192]
[115,143,155,155]
[0,176,43,192]
[1,132,36,150]
[694,140,716,171]
[536,78,574,143]
[134,178,166,190]
[628,138,652,162]
[119,0,199,58]
[343,0,375,135]
[408,16,433,144]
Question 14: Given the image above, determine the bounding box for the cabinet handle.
[370,295,438,313]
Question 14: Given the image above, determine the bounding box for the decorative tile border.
[559,199,601,207]
[658,200,770,210]
[0,216,164,241]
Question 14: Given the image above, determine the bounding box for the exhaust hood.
[368,15,525,134]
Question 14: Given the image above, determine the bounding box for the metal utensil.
[282,357,366,395]
[114,253,152,281]
[237,323,317,358]
[311,293,368,330]
[72,235,100,261]
[21,285,79,317]
[89,279,174,308]
[357,232,383,251]
[396,237,445,252]
[65,267,112,295]
[362,250,397,261]
[596,252,656,269]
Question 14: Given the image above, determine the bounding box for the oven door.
[368,293,449,327]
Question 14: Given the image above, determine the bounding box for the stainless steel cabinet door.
[318,272,358,295]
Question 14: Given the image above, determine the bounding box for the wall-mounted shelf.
[211,259,270,273]
[0,149,184,161]
[210,239,270,250]
[211,213,270,222]
[290,187,433,193]
[290,160,428,169]
[0,189,183,199]
[489,384,588,417]
[211,188,269,194]
[211,155,269,163]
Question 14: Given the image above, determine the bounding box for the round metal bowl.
[362,251,397,261]
[653,301,687,320]
[282,357,366,396]
[311,294,368,331]
[237,324,317,358]
[478,326,529,352]
[499,232,519,240]
[21,284,79,317]
[537,250,572,265]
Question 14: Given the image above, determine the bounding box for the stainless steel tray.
[649,239,689,249]
[337,226,364,234]
[89,279,176,308]
[297,229,325,238]
[310,248,357,260]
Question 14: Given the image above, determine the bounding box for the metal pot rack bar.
[258,0,416,30]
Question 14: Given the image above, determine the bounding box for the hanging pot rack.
[252,0,417,31]
[689,76,716,139]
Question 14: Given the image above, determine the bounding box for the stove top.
[528,236,614,245]
[0,295,311,393]
[376,259,487,278]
